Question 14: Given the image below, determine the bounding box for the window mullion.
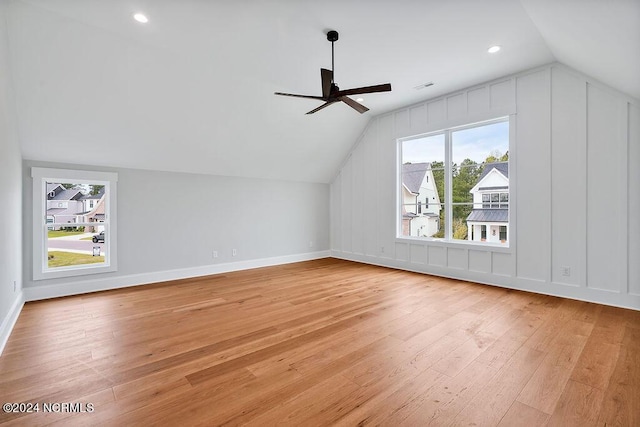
[444,130,452,241]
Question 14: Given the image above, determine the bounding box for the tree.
[452,218,468,240]
[452,159,481,231]
[430,161,446,238]
[90,185,104,196]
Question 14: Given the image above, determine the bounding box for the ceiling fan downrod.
[327,30,338,85]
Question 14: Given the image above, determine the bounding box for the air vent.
[413,82,434,90]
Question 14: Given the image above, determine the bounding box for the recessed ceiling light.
[133,13,149,23]
[487,45,501,54]
[356,98,364,103]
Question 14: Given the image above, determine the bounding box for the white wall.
[0,3,24,354]
[331,63,640,310]
[23,162,330,300]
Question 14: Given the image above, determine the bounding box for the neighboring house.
[79,188,106,232]
[466,162,509,244]
[46,184,106,231]
[401,163,441,237]
[46,183,84,229]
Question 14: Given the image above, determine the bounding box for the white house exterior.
[466,162,509,244]
[401,163,441,237]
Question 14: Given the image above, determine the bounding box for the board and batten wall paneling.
[340,156,353,253]
[550,66,587,287]
[586,84,625,292]
[363,123,378,257]
[515,69,551,283]
[377,113,395,258]
[351,143,364,255]
[629,102,640,296]
[330,173,341,252]
[331,63,640,311]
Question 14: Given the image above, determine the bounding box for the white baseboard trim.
[0,292,25,356]
[332,251,640,312]
[24,251,331,302]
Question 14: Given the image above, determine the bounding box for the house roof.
[478,162,508,182]
[46,183,64,193]
[402,163,430,194]
[50,189,83,201]
[466,209,509,222]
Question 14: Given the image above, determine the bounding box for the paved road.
[48,239,104,253]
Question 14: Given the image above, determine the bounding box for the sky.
[402,121,509,166]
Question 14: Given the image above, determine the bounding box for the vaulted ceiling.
[4,0,639,183]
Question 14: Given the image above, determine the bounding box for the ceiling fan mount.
[275,30,391,115]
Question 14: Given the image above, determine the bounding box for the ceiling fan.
[275,30,392,114]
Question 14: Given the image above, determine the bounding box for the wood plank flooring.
[1,258,639,426]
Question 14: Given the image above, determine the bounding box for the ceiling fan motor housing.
[327,30,339,42]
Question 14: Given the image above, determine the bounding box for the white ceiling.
[5,0,639,183]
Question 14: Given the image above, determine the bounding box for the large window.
[32,168,118,280]
[398,118,510,245]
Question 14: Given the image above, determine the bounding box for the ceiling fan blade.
[306,101,338,115]
[340,96,369,114]
[334,83,392,97]
[274,92,325,101]
[321,68,333,99]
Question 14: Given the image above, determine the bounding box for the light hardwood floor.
[1,259,639,426]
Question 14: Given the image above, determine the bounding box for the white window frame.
[397,116,511,247]
[32,167,118,280]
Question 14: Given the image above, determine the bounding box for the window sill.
[34,263,117,281]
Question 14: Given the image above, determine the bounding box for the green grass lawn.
[48,251,104,268]
[47,230,85,238]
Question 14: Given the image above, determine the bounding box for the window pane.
[47,225,107,269]
[46,181,106,229]
[45,181,108,270]
[401,134,446,239]
[452,204,473,240]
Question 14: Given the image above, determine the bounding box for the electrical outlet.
[212,251,218,258]
[13,280,16,292]
[381,246,385,253]
[232,249,237,256]
[561,266,571,277]
[309,240,313,248]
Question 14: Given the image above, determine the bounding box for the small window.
[482,194,490,208]
[481,225,487,240]
[32,167,118,280]
[499,226,507,241]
